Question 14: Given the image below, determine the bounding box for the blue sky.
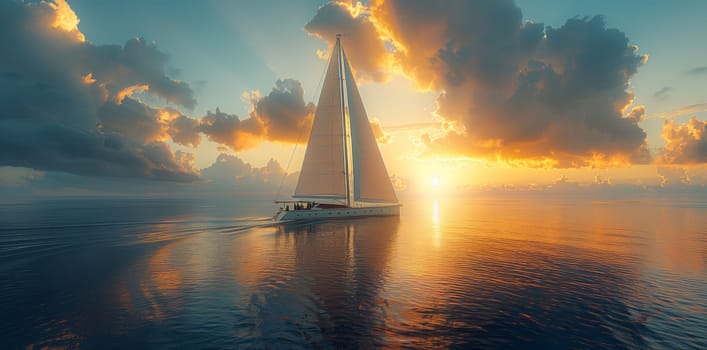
[69,0,330,116]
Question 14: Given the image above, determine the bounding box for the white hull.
[274,205,400,222]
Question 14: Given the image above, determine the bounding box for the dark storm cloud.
[305,1,391,82]
[0,0,199,181]
[314,0,651,167]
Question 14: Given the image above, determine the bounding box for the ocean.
[1,194,705,349]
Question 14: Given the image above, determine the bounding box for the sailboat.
[274,35,400,222]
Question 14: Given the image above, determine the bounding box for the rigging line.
[274,51,329,201]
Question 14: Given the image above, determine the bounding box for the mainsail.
[294,36,397,205]
[293,39,347,200]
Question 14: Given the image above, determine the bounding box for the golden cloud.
[369,118,391,144]
[47,0,85,42]
[305,1,393,83]
[660,117,707,164]
[356,0,652,167]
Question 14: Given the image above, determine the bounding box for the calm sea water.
[1,194,705,349]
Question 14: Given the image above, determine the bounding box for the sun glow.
[432,199,440,248]
[403,158,476,196]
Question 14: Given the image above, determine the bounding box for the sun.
[431,177,440,186]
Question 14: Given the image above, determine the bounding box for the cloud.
[87,37,197,109]
[646,103,707,120]
[250,79,316,142]
[389,174,406,191]
[384,121,444,133]
[660,117,707,164]
[182,77,382,152]
[167,114,201,147]
[625,105,646,123]
[551,175,579,189]
[592,175,611,186]
[687,66,707,75]
[0,1,317,182]
[1,155,298,197]
[657,167,691,187]
[47,0,85,42]
[200,154,297,192]
[197,108,264,152]
[305,1,392,82]
[369,118,392,143]
[99,97,172,144]
[0,0,199,181]
[201,154,258,183]
[306,1,648,168]
[0,166,44,187]
[196,79,315,152]
[653,87,672,100]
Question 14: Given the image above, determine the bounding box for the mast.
[337,34,352,207]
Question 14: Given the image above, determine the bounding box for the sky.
[1,0,706,198]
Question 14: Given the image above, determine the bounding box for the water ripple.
[1,197,705,348]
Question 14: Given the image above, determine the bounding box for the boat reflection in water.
[235,216,399,348]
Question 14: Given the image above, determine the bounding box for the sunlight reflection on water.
[0,195,705,349]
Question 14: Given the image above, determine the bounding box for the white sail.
[293,40,346,199]
[343,52,398,203]
[293,36,397,204]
